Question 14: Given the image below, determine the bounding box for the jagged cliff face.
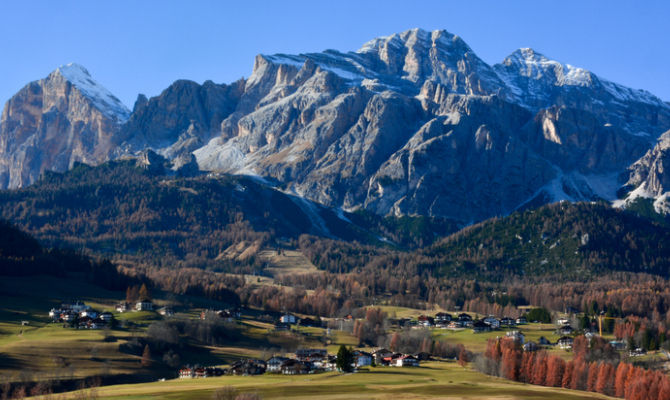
[2,29,670,223]
[192,28,670,221]
[619,131,670,213]
[0,64,129,188]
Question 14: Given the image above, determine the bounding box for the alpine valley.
[5,27,670,400]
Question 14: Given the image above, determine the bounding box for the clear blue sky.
[2,1,669,108]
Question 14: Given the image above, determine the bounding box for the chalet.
[538,336,552,346]
[557,318,570,326]
[629,348,647,357]
[80,310,97,319]
[157,307,174,317]
[472,320,491,333]
[435,312,452,324]
[266,356,290,373]
[179,367,194,378]
[49,308,61,321]
[63,301,89,312]
[557,336,574,349]
[115,303,129,313]
[516,316,528,325]
[61,312,77,322]
[395,355,419,367]
[230,359,266,375]
[281,359,311,375]
[483,316,500,329]
[353,350,372,367]
[457,313,473,322]
[500,317,516,327]
[296,349,327,362]
[523,341,538,352]
[558,325,574,336]
[505,330,525,343]
[447,321,463,329]
[99,312,113,322]
[280,314,297,324]
[418,315,434,327]
[373,348,394,365]
[135,301,153,311]
[194,367,207,378]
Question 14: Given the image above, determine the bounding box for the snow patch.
[55,63,130,121]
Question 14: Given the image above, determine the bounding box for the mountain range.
[2,28,670,224]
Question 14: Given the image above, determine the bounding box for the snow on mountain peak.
[501,48,593,87]
[54,63,130,121]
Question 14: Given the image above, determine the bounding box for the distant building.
[266,356,290,373]
[557,336,574,349]
[523,341,538,352]
[435,312,452,324]
[135,301,153,311]
[115,303,129,313]
[395,355,419,367]
[516,316,527,325]
[280,314,297,324]
[157,307,174,317]
[483,316,500,329]
[473,320,491,333]
[353,350,372,367]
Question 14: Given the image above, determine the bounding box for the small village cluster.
[178,347,420,378]
[48,301,114,329]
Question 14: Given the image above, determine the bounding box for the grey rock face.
[621,131,670,211]
[0,64,129,188]
[2,29,670,224]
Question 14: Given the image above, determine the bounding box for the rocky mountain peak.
[500,48,593,87]
[51,63,130,121]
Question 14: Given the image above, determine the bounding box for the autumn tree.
[141,344,152,367]
[457,345,469,367]
[545,355,565,387]
[595,362,614,396]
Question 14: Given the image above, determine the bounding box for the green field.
[36,361,614,400]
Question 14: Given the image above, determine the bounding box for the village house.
[296,348,327,362]
[281,359,311,375]
[434,312,452,325]
[115,302,129,313]
[505,330,525,343]
[557,336,574,349]
[280,314,297,324]
[558,324,574,336]
[135,300,153,311]
[179,367,194,378]
[556,317,570,326]
[99,312,113,322]
[395,355,419,367]
[516,316,528,325]
[629,348,647,357]
[266,356,290,373]
[523,341,538,352]
[353,350,372,367]
[457,313,473,322]
[447,320,463,329]
[483,316,500,329]
[157,307,174,317]
[230,359,266,375]
[373,348,394,365]
[417,315,434,327]
[500,317,516,327]
[472,320,491,333]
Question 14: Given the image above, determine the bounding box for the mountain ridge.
[2,28,670,224]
